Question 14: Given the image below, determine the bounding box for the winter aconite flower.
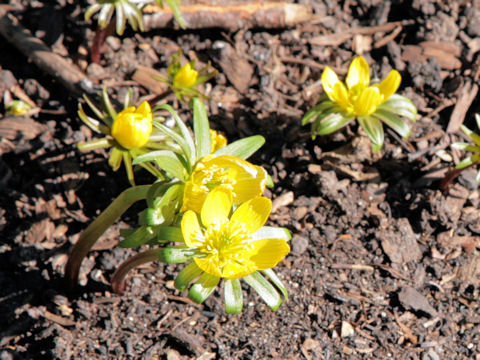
[302,56,417,152]
[111,102,153,149]
[77,88,166,185]
[181,155,268,213]
[452,114,480,181]
[174,187,290,312]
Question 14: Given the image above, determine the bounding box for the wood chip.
[446,81,479,133]
[398,286,438,317]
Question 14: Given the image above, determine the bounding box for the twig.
[143,2,313,31]
[0,5,98,97]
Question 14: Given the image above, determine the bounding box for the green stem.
[65,185,151,291]
[110,249,159,293]
[78,138,112,151]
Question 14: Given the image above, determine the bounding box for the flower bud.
[111,102,153,149]
[173,63,198,89]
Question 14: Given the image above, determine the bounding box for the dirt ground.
[1,0,480,359]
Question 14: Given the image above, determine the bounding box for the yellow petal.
[321,67,351,110]
[181,210,204,248]
[353,87,382,116]
[194,257,222,277]
[377,69,401,102]
[135,101,152,117]
[248,238,290,270]
[173,63,198,88]
[221,262,255,279]
[346,56,370,90]
[208,155,267,203]
[200,187,233,227]
[230,196,271,234]
[210,129,227,153]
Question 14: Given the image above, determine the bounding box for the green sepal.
[381,94,417,122]
[192,98,211,160]
[102,87,117,122]
[188,273,220,304]
[461,125,480,147]
[224,278,244,314]
[358,116,384,152]
[266,174,274,188]
[175,262,203,291]
[122,151,135,186]
[214,135,265,160]
[243,272,282,311]
[261,269,288,302]
[97,3,114,29]
[373,109,411,139]
[250,226,292,242]
[157,246,196,263]
[452,143,480,153]
[77,138,112,151]
[118,226,156,248]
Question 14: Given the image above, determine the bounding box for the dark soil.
[1,0,480,359]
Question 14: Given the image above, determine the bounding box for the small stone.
[341,321,355,337]
[291,236,309,255]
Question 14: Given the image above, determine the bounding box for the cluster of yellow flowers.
[69,96,290,313]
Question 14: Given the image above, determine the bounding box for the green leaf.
[115,2,125,35]
[358,116,384,152]
[302,101,338,125]
[189,273,220,304]
[162,0,187,29]
[154,104,196,167]
[451,143,480,153]
[192,98,211,160]
[175,262,203,291]
[133,150,187,180]
[381,95,417,121]
[243,272,282,310]
[156,226,184,243]
[157,246,196,263]
[214,135,265,160]
[224,278,243,314]
[102,87,117,121]
[461,125,480,147]
[108,147,124,171]
[455,156,474,170]
[261,269,288,301]
[250,226,292,242]
[118,226,155,248]
[313,113,354,136]
[374,109,411,138]
[144,184,183,226]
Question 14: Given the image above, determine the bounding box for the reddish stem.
[91,20,115,64]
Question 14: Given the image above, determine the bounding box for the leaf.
[374,109,411,138]
[175,262,203,291]
[192,98,211,160]
[313,113,354,136]
[214,135,265,160]
[250,226,292,242]
[157,246,196,263]
[261,269,288,301]
[224,278,243,314]
[243,272,282,310]
[118,226,155,248]
[133,150,187,180]
[188,273,220,304]
[461,125,480,147]
[455,156,474,170]
[154,104,196,167]
[156,226,184,243]
[302,101,338,125]
[358,116,384,152]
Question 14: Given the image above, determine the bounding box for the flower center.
[196,165,236,193]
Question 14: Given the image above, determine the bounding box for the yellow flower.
[181,187,290,279]
[210,129,227,153]
[111,101,153,149]
[181,155,267,213]
[173,63,198,89]
[322,56,401,116]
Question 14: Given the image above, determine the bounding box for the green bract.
[452,114,480,182]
